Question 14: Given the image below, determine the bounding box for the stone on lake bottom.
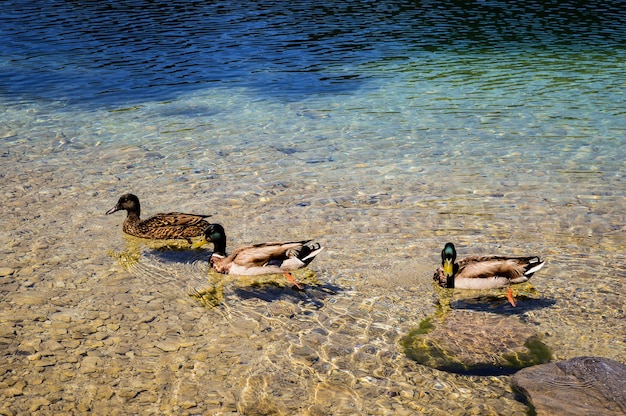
[401,310,552,375]
[512,356,626,416]
[0,267,16,277]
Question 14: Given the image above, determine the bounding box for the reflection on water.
[1,0,625,414]
[1,0,625,105]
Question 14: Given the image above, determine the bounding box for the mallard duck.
[106,194,212,243]
[191,223,323,290]
[434,242,545,307]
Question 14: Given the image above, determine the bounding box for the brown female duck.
[106,194,212,243]
[191,223,323,289]
[434,242,545,307]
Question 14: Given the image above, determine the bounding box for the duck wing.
[230,241,311,267]
[456,255,543,280]
[141,212,212,228]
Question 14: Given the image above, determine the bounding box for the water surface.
[1,1,625,414]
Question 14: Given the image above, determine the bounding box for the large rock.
[512,356,626,416]
[401,310,552,375]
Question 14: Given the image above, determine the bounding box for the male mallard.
[191,223,323,290]
[106,194,212,243]
[434,242,545,307]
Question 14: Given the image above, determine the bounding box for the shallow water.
[1,1,625,414]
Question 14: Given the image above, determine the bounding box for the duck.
[433,242,545,307]
[106,193,212,243]
[191,223,323,290]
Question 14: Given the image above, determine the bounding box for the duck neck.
[212,237,227,256]
[446,273,455,289]
[125,210,141,224]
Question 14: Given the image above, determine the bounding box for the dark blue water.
[2,0,624,107]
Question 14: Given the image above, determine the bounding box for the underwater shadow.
[431,363,538,377]
[144,247,212,264]
[145,247,344,310]
[233,282,343,310]
[450,296,557,315]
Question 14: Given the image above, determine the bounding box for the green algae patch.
[188,268,321,309]
[108,234,195,269]
[503,336,553,368]
[401,317,435,341]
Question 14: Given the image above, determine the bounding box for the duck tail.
[524,258,545,276]
[298,242,324,264]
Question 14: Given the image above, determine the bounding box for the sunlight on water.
[1,1,625,414]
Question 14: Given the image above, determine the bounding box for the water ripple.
[1,0,625,105]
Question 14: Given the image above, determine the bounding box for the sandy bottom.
[1,104,625,415]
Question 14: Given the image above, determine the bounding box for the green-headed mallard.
[106,193,212,243]
[434,242,545,307]
[191,223,323,290]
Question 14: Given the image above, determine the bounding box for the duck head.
[106,194,140,215]
[441,242,457,286]
[191,223,227,255]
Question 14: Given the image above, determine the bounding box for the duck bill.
[443,258,454,279]
[443,258,455,288]
[105,205,120,215]
[190,236,208,249]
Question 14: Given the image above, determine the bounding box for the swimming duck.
[434,242,545,307]
[191,223,323,290]
[106,193,212,243]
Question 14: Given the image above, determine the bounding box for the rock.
[12,291,48,306]
[0,268,15,277]
[4,380,26,397]
[28,397,51,413]
[71,324,99,338]
[96,385,114,401]
[79,356,103,374]
[40,340,65,352]
[49,312,73,323]
[512,356,626,416]
[0,324,16,338]
[400,310,552,375]
[154,338,181,352]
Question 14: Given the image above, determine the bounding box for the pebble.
[50,312,74,323]
[117,385,141,399]
[41,340,65,351]
[80,356,103,373]
[11,292,48,306]
[154,338,182,352]
[96,385,115,401]
[1,139,623,416]
[72,323,101,337]
[4,380,25,397]
[28,397,51,412]
[0,267,15,277]
[0,325,15,338]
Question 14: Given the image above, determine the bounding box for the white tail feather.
[525,261,545,276]
[301,246,324,262]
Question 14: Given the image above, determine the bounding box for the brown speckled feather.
[122,212,211,240]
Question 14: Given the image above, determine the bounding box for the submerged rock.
[400,310,552,375]
[0,267,16,277]
[512,356,626,416]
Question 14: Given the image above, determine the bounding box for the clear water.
[1,1,625,414]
